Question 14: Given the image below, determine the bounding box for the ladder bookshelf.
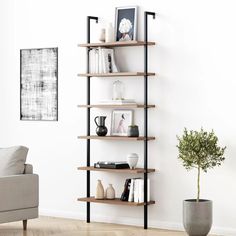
[77,12,156,229]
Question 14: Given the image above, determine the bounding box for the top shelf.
[78,41,156,48]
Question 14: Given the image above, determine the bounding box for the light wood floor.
[0,216,214,236]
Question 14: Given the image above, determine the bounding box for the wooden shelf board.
[78,166,155,173]
[77,104,155,108]
[78,41,156,48]
[77,72,155,77]
[77,135,155,141]
[77,197,155,206]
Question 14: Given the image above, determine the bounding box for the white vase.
[127,153,139,169]
[105,184,115,199]
[105,23,114,43]
[95,180,104,199]
[98,28,105,42]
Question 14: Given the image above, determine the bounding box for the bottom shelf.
[77,197,155,206]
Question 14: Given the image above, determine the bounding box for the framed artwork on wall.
[115,6,138,42]
[111,110,133,136]
[20,48,58,121]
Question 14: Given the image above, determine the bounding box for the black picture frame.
[115,6,138,42]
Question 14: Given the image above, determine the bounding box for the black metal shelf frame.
[84,12,156,229]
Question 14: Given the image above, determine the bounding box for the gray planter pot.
[183,199,212,236]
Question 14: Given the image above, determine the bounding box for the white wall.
[0,0,236,235]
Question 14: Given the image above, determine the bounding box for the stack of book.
[94,161,129,169]
[89,48,119,73]
[120,178,150,203]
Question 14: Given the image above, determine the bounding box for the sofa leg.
[23,220,27,231]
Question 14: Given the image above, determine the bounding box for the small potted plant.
[177,128,226,236]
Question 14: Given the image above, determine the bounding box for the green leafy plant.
[177,128,226,202]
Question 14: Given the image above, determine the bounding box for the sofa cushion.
[0,146,28,176]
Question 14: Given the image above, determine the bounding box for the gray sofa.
[0,146,39,230]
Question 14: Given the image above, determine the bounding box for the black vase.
[127,125,139,137]
[96,126,108,136]
[94,116,108,136]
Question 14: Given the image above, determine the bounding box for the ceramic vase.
[99,28,105,42]
[105,184,115,200]
[105,23,114,43]
[95,180,104,199]
[127,125,139,137]
[94,116,108,136]
[127,153,139,169]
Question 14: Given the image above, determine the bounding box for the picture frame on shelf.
[115,6,138,42]
[111,110,133,136]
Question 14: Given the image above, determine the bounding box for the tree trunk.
[197,166,200,202]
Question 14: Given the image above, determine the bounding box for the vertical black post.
[86,16,98,224]
[144,11,155,230]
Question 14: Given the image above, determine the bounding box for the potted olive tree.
[177,128,226,236]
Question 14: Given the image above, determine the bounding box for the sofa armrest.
[24,164,33,174]
[0,174,39,212]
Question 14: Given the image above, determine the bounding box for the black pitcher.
[94,116,108,136]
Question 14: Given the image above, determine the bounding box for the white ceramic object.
[127,153,139,169]
[95,179,104,199]
[105,184,115,199]
[105,23,114,43]
[112,80,125,100]
[98,28,105,42]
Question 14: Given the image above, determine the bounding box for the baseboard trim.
[39,208,236,236]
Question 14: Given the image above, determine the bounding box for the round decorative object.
[95,180,104,199]
[105,184,115,200]
[127,153,139,169]
[183,199,212,236]
[112,80,125,100]
[127,125,139,137]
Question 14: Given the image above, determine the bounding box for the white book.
[134,179,140,203]
[97,48,119,73]
[98,48,104,73]
[102,49,109,73]
[95,49,99,73]
[111,50,119,72]
[134,179,151,203]
[89,49,95,73]
[103,49,114,73]
[139,179,144,203]
[128,179,135,202]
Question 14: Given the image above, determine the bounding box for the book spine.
[89,49,94,73]
[120,179,128,201]
[98,47,103,73]
[128,179,134,202]
[120,179,131,201]
[134,179,139,203]
[111,49,119,72]
[95,49,99,73]
[139,179,144,203]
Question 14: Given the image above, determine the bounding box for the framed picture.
[115,6,138,42]
[20,48,58,121]
[111,110,133,136]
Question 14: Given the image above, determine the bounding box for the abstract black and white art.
[20,48,58,121]
[115,6,138,42]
